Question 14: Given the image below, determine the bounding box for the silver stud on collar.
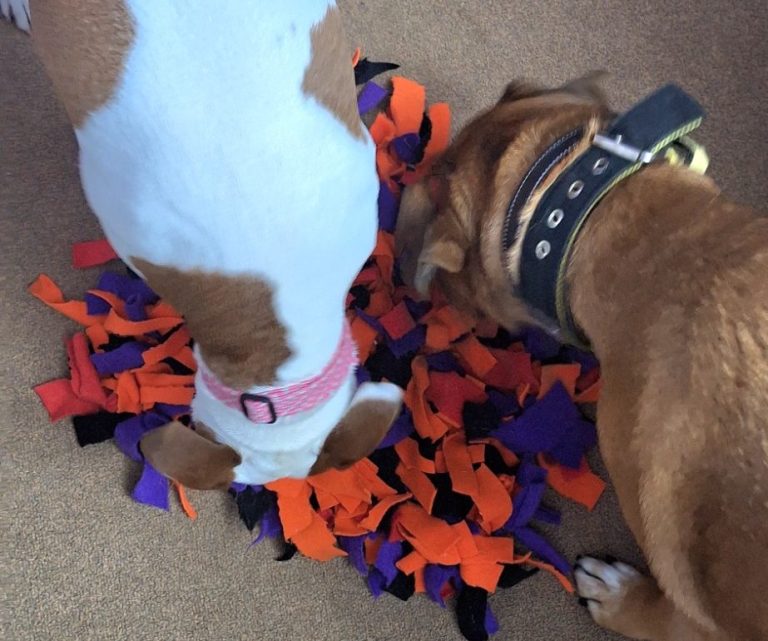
[567,180,585,199]
[546,208,564,228]
[592,157,609,175]
[535,240,551,259]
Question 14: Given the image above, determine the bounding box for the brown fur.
[29,0,134,128]
[302,6,365,141]
[140,420,241,490]
[133,259,292,390]
[309,398,401,475]
[396,78,768,641]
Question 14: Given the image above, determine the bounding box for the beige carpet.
[2,2,766,640]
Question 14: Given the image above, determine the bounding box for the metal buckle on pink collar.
[198,321,358,425]
[239,393,277,424]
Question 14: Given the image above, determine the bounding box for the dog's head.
[131,259,401,490]
[396,74,610,331]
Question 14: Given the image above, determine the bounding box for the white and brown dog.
[3,0,403,488]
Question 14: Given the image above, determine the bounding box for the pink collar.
[197,321,358,424]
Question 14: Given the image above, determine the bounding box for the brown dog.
[396,76,768,641]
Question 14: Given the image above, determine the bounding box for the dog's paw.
[575,556,657,636]
[0,0,30,32]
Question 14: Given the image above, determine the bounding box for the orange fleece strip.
[404,356,450,441]
[395,437,437,474]
[538,454,606,511]
[28,274,102,327]
[538,363,582,399]
[102,309,183,336]
[389,76,426,135]
[142,328,192,365]
[267,478,346,561]
[358,493,412,531]
[396,463,437,513]
[172,481,198,520]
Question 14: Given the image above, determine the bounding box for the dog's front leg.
[0,0,30,31]
[575,557,718,641]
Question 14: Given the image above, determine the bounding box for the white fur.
[66,0,393,483]
[1,0,30,31]
[195,376,403,483]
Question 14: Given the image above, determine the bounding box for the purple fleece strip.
[513,526,571,576]
[378,182,399,233]
[404,297,431,321]
[485,604,500,635]
[114,412,168,462]
[549,419,597,469]
[85,293,111,316]
[425,351,464,374]
[378,409,415,449]
[96,271,158,305]
[355,365,372,386]
[90,341,147,375]
[124,294,148,321]
[374,539,403,586]
[254,503,283,543]
[131,463,169,511]
[367,568,387,598]
[521,327,562,360]
[392,133,422,165]
[357,81,388,115]
[561,345,600,373]
[338,536,368,576]
[495,383,579,455]
[424,564,460,606]
[356,309,385,334]
[515,460,549,487]
[388,325,426,358]
[154,403,191,419]
[507,481,547,530]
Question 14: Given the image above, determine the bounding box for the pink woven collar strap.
[198,321,358,424]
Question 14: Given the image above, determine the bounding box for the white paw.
[575,557,644,622]
[1,0,30,32]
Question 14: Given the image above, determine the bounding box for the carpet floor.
[2,2,765,639]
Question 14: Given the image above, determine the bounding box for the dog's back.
[30,0,379,381]
[19,0,404,486]
[574,165,768,639]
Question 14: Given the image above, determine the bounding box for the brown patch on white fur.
[140,420,241,490]
[396,78,768,640]
[302,5,365,141]
[309,398,401,475]
[133,258,292,390]
[30,0,135,128]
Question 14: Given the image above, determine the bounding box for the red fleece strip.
[72,239,119,269]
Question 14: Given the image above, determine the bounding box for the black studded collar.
[502,84,707,348]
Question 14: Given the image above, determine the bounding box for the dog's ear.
[396,179,439,288]
[396,177,468,296]
[310,382,403,475]
[140,421,241,490]
[559,71,609,103]
[499,79,545,103]
[414,219,467,295]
